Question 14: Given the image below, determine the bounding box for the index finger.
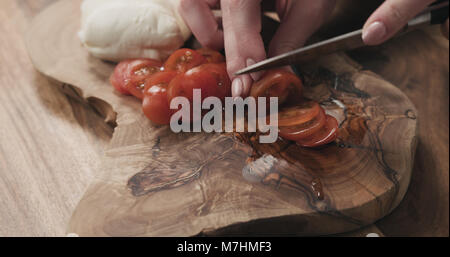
[179,0,224,50]
[221,0,267,97]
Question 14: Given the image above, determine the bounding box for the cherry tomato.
[196,63,231,99]
[274,101,321,127]
[164,49,206,73]
[109,61,132,95]
[167,63,231,103]
[125,59,163,100]
[251,69,303,105]
[297,115,339,148]
[110,59,162,99]
[142,71,178,125]
[197,48,225,63]
[279,107,327,141]
[144,71,178,92]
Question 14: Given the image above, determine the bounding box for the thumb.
[362,0,435,45]
[221,0,266,98]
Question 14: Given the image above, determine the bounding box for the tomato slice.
[125,59,163,100]
[279,107,327,141]
[142,71,177,125]
[197,48,225,63]
[273,101,321,127]
[297,115,339,148]
[250,69,303,105]
[164,48,207,73]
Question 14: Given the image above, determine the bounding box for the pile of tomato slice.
[110,48,231,125]
[109,48,338,148]
[251,69,339,148]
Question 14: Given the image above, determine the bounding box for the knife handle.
[431,0,449,25]
[431,6,449,25]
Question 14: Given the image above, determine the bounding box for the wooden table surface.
[0,0,448,237]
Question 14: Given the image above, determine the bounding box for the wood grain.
[1,0,447,237]
[349,27,449,237]
[0,0,113,236]
[25,0,418,236]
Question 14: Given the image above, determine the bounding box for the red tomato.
[110,59,162,99]
[274,101,321,127]
[279,107,327,141]
[109,61,132,95]
[197,48,225,63]
[167,63,231,104]
[196,63,231,99]
[251,69,303,105]
[125,59,163,100]
[142,71,178,125]
[297,115,339,148]
[164,49,207,73]
[144,71,178,92]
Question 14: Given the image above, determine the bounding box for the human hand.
[363,0,449,45]
[179,0,336,97]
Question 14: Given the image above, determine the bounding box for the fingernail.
[246,58,263,81]
[241,75,253,97]
[362,21,387,45]
[232,78,243,98]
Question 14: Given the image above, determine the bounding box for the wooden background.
[0,0,447,237]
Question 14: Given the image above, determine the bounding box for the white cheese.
[79,0,191,62]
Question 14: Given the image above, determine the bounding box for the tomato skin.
[110,61,132,95]
[194,63,231,99]
[164,49,207,73]
[279,107,327,141]
[144,71,178,92]
[125,59,163,100]
[197,48,225,63]
[251,69,303,105]
[110,59,163,99]
[297,115,339,148]
[167,63,231,104]
[142,71,177,125]
[143,92,172,125]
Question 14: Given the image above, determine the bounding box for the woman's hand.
[179,0,335,98]
[363,0,449,45]
[179,0,448,98]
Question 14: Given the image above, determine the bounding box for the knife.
[235,0,449,76]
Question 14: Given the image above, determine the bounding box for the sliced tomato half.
[110,59,162,99]
[164,48,207,73]
[125,59,163,100]
[110,61,132,95]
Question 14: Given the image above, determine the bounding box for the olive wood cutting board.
[26,0,418,236]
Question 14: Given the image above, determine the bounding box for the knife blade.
[235,0,449,76]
